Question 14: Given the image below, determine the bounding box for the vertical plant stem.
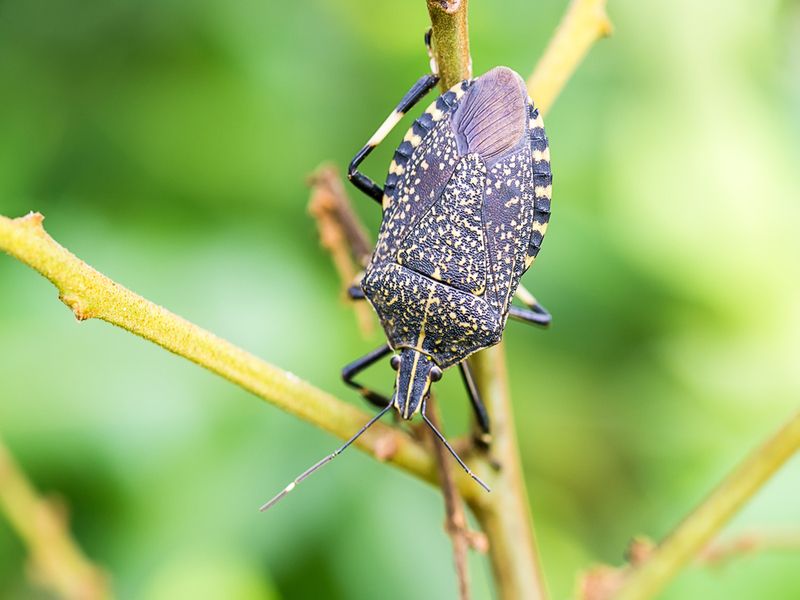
[426,0,471,89]
[468,346,549,600]
[424,1,614,597]
[614,410,800,600]
[426,1,550,596]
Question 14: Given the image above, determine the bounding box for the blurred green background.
[1,0,799,598]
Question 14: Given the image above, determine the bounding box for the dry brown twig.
[699,529,800,567]
[425,398,489,600]
[307,165,374,335]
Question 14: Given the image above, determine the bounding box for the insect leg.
[347,284,366,300]
[458,361,491,443]
[347,73,440,204]
[508,284,552,327]
[341,343,394,408]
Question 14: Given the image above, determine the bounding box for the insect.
[262,32,552,510]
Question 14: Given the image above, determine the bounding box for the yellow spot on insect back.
[532,147,551,162]
[428,106,445,121]
[403,130,422,147]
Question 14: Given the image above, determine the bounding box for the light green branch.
[613,410,800,600]
[426,0,471,90]
[0,212,480,499]
[527,0,612,114]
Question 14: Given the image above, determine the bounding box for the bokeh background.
[1,0,799,598]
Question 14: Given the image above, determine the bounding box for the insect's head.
[389,348,442,420]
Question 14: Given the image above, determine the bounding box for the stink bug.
[262,32,552,510]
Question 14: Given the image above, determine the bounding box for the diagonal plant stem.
[698,529,800,566]
[612,409,800,600]
[0,435,111,600]
[527,0,613,113]
[0,212,488,501]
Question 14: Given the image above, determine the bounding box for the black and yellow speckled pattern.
[363,66,552,373]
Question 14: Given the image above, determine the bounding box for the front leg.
[341,343,394,408]
[347,73,439,204]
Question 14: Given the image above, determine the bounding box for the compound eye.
[390,355,401,371]
[430,366,443,382]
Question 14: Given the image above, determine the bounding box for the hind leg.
[508,283,552,327]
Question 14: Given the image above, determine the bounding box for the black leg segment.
[341,343,394,408]
[508,286,552,327]
[347,73,440,204]
[459,360,491,440]
[347,284,366,300]
[508,303,551,327]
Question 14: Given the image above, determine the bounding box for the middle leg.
[342,343,394,408]
[508,283,552,327]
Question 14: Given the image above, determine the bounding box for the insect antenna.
[421,409,491,493]
[259,403,393,512]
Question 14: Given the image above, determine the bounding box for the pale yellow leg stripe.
[515,283,538,308]
[367,110,404,148]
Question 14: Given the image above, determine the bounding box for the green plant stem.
[527,0,612,113]
[0,436,111,600]
[425,1,613,598]
[467,345,548,600]
[426,3,549,597]
[426,0,471,89]
[614,410,800,600]
[0,212,483,500]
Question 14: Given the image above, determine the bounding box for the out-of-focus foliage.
[1,1,799,598]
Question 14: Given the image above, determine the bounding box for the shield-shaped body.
[363,66,552,370]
